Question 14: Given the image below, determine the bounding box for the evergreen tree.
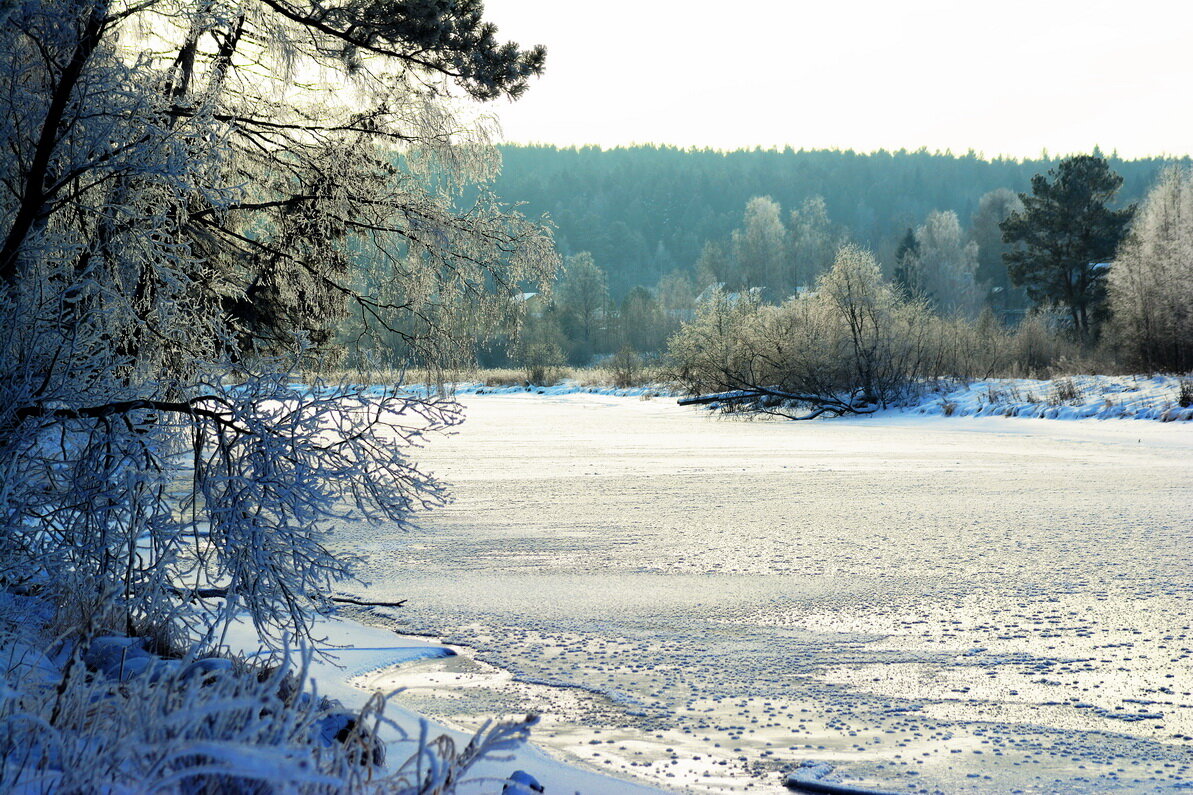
[1000,155,1135,338]
[491,145,1173,305]
[893,228,919,297]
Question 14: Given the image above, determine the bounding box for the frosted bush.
[0,598,536,794]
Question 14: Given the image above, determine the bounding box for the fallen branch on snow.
[678,387,878,420]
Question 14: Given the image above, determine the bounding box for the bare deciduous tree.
[789,195,844,290]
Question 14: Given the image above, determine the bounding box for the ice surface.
[336,393,1193,793]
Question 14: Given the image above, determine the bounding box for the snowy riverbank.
[397,373,1193,423]
[226,616,664,794]
[911,374,1193,421]
[0,590,659,794]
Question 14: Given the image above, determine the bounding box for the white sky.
[481,0,1193,159]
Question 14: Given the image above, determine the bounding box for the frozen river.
[344,393,1193,793]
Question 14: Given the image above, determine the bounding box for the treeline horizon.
[472,146,1193,378]
[502,141,1183,161]
[492,144,1184,298]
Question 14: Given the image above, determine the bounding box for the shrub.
[668,245,1106,418]
[609,346,645,388]
[0,609,536,793]
[519,348,566,386]
[669,246,944,414]
[1050,377,1082,405]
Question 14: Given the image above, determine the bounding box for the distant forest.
[492,145,1178,298]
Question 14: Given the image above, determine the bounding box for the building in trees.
[1000,155,1134,339]
[1109,166,1193,371]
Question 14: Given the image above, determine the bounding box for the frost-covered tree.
[514,304,567,383]
[1109,166,1193,371]
[971,188,1027,315]
[556,251,607,362]
[694,239,730,290]
[0,0,557,647]
[731,196,788,297]
[656,268,696,322]
[901,210,982,317]
[617,285,665,353]
[789,195,843,290]
[671,245,944,417]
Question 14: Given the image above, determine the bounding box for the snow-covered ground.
[913,375,1193,422]
[398,373,1193,423]
[330,391,1193,793]
[222,617,660,794]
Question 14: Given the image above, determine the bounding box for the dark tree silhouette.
[1000,155,1134,338]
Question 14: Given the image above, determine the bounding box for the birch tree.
[731,196,788,297]
[1109,166,1193,371]
[556,251,607,361]
[0,0,557,647]
[671,246,940,418]
[789,195,842,290]
[902,210,983,317]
